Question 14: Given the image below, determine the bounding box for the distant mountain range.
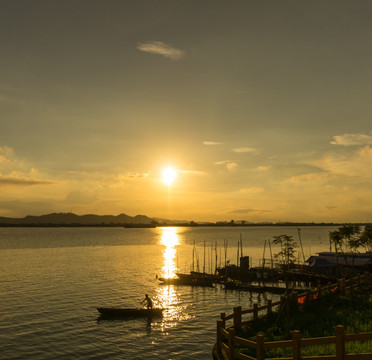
[0,213,158,226]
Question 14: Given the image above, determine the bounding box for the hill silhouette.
[0,212,156,226]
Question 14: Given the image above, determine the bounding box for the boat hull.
[97,307,163,318]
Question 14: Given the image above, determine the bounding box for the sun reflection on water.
[156,227,190,328]
[160,227,179,279]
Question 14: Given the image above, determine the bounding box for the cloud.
[228,207,271,214]
[120,172,149,179]
[137,41,185,60]
[307,145,372,179]
[0,176,54,186]
[255,165,270,172]
[331,132,372,146]
[215,160,238,171]
[232,147,258,154]
[203,141,223,146]
[226,162,238,171]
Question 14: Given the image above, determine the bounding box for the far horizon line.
[0,211,370,226]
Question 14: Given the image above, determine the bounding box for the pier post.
[233,306,242,328]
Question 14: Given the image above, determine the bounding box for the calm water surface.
[0,226,335,359]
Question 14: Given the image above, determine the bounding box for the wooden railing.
[215,274,372,360]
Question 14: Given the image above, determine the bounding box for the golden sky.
[1,1,372,223]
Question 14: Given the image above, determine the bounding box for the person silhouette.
[141,294,153,309]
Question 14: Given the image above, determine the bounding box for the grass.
[235,282,372,358]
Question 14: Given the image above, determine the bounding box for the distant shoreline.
[0,222,367,228]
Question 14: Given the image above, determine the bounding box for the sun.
[162,166,177,186]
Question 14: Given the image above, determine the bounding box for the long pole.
[203,241,206,274]
[237,241,240,267]
[268,238,273,269]
[297,227,306,264]
[215,241,218,274]
[240,233,243,258]
[262,239,267,269]
[192,239,195,272]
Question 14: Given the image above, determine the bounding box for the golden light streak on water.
[160,227,180,279]
[155,285,191,331]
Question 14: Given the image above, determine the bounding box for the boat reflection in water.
[156,227,190,329]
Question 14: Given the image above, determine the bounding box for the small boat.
[158,273,215,287]
[97,307,163,318]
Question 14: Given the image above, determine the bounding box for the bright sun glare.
[162,166,177,185]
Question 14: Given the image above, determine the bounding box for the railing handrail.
[215,273,372,360]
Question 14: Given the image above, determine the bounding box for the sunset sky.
[1,1,372,223]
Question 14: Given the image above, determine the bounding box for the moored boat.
[97,307,163,318]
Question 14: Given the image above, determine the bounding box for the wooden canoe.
[97,307,163,318]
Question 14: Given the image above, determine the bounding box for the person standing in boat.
[141,294,153,309]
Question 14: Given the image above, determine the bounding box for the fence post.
[335,325,345,360]
[306,289,312,303]
[267,299,272,315]
[228,327,235,360]
[216,319,223,353]
[233,306,242,328]
[341,279,346,295]
[253,303,258,320]
[221,312,226,329]
[292,330,301,360]
[256,333,265,360]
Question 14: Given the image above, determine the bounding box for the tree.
[359,224,372,252]
[272,234,297,269]
[329,225,361,266]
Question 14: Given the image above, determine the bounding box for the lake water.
[0,226,336,359]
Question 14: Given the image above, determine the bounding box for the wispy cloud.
[226,162,238,171]
[137,41,185,60]
[255,165,270,172]
[232,147,258,154]
[308,145,372,179]
[0,176,54,186]
[331,132,372,146]
[203,141,223,146]
[214,160,238,171]
[228,207,271,214]
[119,172,149,180]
